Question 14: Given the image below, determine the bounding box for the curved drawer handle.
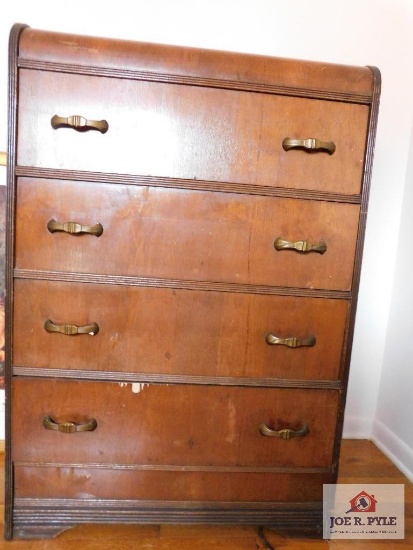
[259,423,309,440]
[282,137,336,155]
[265,333,316,348]
[47,219,104,237]
[44,319,99,336]
[43,415,97,434]
[274,237,327,255]
[51,114,109,134]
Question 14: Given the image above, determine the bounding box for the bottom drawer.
[12,379,340,470]
[14,464,334,502]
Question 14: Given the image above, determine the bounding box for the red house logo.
[346,491,377,513]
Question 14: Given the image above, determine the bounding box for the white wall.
[371,121,413,482]
[0,0,412,475]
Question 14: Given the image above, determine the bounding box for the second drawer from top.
[16,178,360,291]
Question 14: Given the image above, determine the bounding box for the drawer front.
[17,70,369,195]
[13,279,348,380]
[16,178,360,291]
[14,465,332,502]
[12,379,339,469]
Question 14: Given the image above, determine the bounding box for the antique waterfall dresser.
[5,23,381,539]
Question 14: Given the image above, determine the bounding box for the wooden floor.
[0,440,411,548]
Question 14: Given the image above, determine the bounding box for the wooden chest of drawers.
[5,24,380,539]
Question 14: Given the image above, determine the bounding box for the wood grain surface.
[0,440,411,548]
[15,178,361,290]
[17,70,369,195]
[13,279,349,380]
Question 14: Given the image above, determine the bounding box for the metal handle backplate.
[43,415,97,434]
[282,137,336,155]
[47,219,103,237]
[51,114,109,134]
[274,237,327,255]
[44,319,99,336]
[259,423,309,440]
[265,333,316,348]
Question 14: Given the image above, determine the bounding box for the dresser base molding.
[13,499,323,539]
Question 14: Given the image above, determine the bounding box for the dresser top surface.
[13,24,375,98]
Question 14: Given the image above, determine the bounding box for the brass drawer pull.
[282,137,336,155]
[265,333,316,348]
[44,319,99,336]
[47,219,104,237]
[274,237,327,255]
[51,114,109,134]
[43,415,97,434]
[259,423,309,440]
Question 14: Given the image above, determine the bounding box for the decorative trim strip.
[17,58,372,105]
[12,366,342,390]
[15,166,362,204]
[13,269,352,300]
[15,496,323,510]
[4,22,29,542]
[14,461,331,474]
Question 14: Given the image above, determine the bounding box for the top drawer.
[17,70,369,195]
